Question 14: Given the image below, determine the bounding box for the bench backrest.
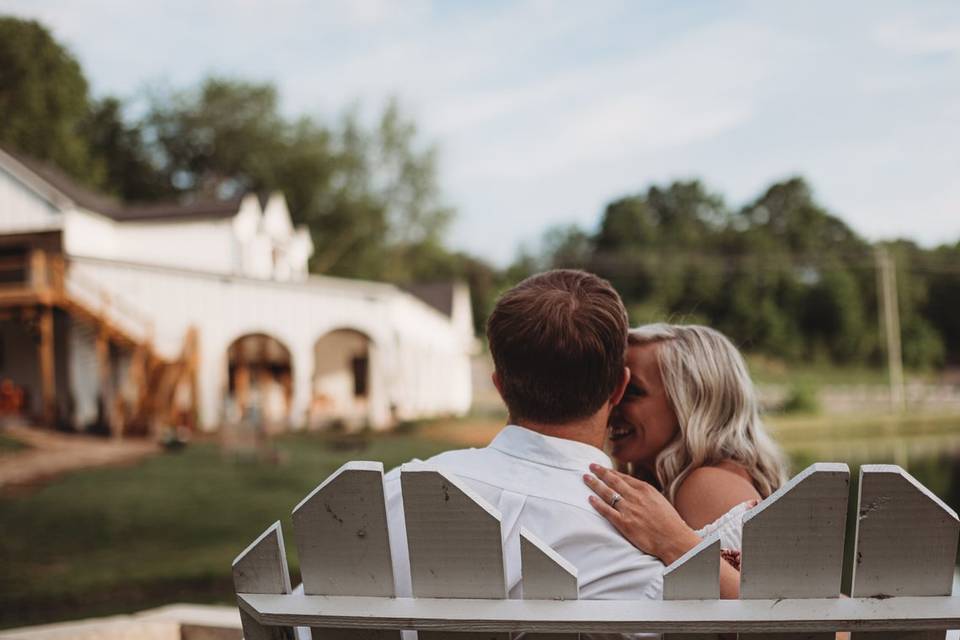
[232,462,959,639]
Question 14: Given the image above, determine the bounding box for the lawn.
[745,356,931,387]
[0,428,455,629]
[3,413,959,630]
[0,430,28,454]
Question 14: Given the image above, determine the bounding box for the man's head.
[486,269,629,427]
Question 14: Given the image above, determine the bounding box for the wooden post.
[875,246,905,412]
[96,327,115,438]
[29,250,48,291]
[38,305,56,427]
[186,326,200,430]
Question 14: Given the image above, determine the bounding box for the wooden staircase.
[0,248,197,436]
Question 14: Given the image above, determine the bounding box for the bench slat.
[663,531,721,640]
[231,459,958,638]
[401,464,509,640]
[851,464,960,640]
[521,527,579,640]
[233,521,294,640]
[236,593,960,633]
[293,461,399,640]
[741,463,849,640]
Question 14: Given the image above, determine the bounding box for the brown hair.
[486,269,628,424]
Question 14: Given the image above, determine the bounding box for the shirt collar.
[487,424,612,472]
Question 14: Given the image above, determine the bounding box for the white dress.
[694,500,753,552]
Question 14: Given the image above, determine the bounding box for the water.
[783,420,960,517]
[779,418,960,595]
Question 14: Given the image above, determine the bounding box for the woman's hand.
[583,463,702,566]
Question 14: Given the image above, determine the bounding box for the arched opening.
[309,328,373,430]
[226,333,293,433]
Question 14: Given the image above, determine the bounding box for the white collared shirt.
[384,425,664,601]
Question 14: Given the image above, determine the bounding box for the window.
[351,356,368,398]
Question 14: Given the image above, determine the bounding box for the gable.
[0,162,63,234]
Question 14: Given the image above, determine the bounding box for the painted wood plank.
[664,531,721,600]
[520,527,578,640]
[292,461,399,640]
[400,463,509,640]
[232,521,294,640]
[740,463,850,640]
[520,527,578,600]
[236,593,960,634]
[663,531,721,640]
[851,464,960,640]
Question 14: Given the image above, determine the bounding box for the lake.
[775,415,960,594]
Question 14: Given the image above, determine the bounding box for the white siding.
[65,209,239,275]
[63,209,117,258]
[67,258,472,431]
[114,218,237,274]
[0,165,62,233]
[68,320,100,428]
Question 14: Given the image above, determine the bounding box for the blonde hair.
[628,323,788,502]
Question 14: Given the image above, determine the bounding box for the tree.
[145,78,287,198]
[0,17,100,184]
[82,98,169,201]
[541,224,593,269]
[140,80,455,282]
[925,243,960,364]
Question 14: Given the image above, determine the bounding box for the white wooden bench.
[232,462,960,639]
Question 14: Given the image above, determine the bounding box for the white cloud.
[874,18,960,56]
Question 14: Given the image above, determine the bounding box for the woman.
[583,323,788,597]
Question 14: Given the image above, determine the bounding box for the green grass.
[0,429,453,630]
[745,356,926,387]
[3,414,959,630]
[0,431,28,454]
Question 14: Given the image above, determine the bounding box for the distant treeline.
[516,178,960,368]
[2,17,958,368]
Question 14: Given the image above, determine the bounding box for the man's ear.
[610,366,630,406]
[491,371,504,399]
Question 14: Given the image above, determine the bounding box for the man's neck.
[513,415,607,450]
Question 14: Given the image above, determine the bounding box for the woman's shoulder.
[674,461,761,530]
[681,461,756,491]
[711,460,756,483]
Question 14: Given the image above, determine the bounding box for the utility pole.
[875,245,905,412]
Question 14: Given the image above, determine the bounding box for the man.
[384,269,663,601]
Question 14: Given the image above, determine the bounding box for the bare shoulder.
[674,462,761,530]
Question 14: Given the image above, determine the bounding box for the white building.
[0,146,474,434]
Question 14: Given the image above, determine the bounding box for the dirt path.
[0,423,159,491]
[417,415,505,447]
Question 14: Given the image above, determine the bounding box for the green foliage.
[82,98,169,201]
[127,80,459,283]
[924,243,960,362]
[0,18,101,185]
[0,12,498,329]
[3,17,958,362]
[145,78,287,198]
[0,431,28,453]
[780,383,821,415]
[1,20,478,286]
[537,176,959,367]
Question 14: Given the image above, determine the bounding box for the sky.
[3,0,959,264]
